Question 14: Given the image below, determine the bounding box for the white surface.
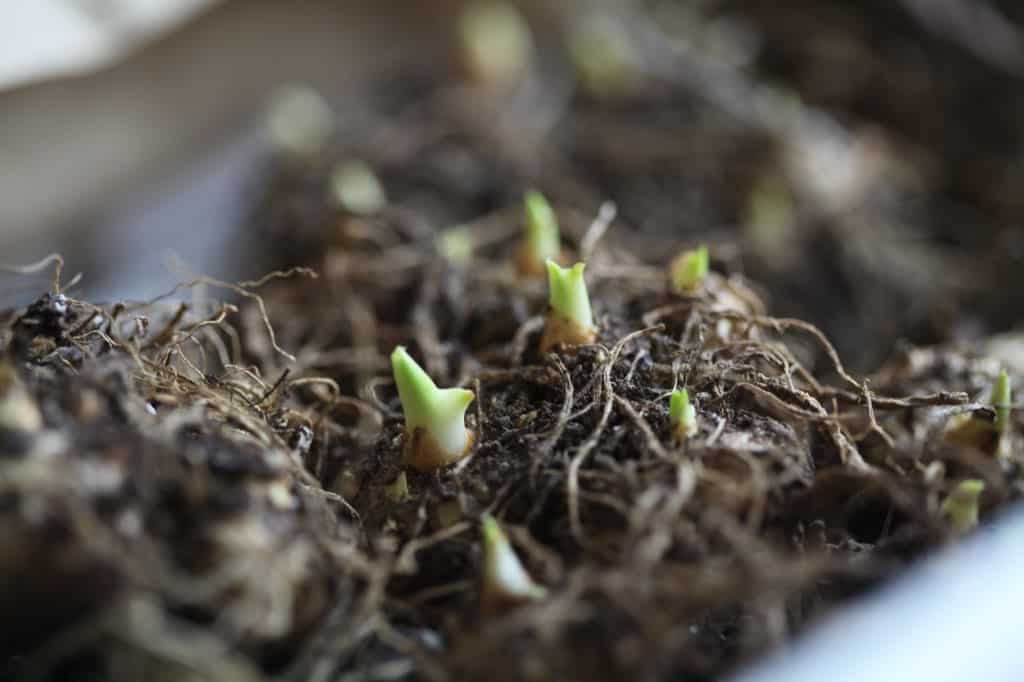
[1,0,218,91]
[731,506,1024,682]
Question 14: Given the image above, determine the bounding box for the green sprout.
[391,346,475,471]
[547,261,593,331]
[458,1,533,85]
[941,479,985,535]
[265,84,335,159]
[540,260,597,352]
[480,513,546,612]
[948,369,1015,456]
[568,13,636,97]
[329,160,387,215]
[991,370,1011,435]
[745,174,796,268]
[517,410,539,428]
[669,388,698,441]
[670,245,710,294]
[436,225,475,266]
[517,190,561,276]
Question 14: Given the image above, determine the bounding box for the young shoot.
[391,346,476,472]
[329,160,387,216]
[516,190,561,277]
[458,1,533,85]
[568,13,637,97]
[669,389,698,442]
[991,370,1011,435]
[265,84,335,159]
[941,479,985,535]
[436,225,475,266]
[480,513,546,613]
[945,370,1013,456]
[539,260,597,353]
[745,174,796,269]
[669,245,710,294]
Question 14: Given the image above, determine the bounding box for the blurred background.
[2,0,1024,371]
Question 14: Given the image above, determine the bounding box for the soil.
[4,3,1024,682]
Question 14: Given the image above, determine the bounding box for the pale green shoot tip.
[265,84,335,158]
[524,190,561,265]
[670,388,698,440]
[941,479,985,534]
[481,513,546,606]
[391,346,474,461]
[546,260,593,330]
[459,1,533,84]
[991,370,1011,434]
[569,14,636,97]
[329,160,386,215]
[671,246,710,293]
[436,225,474,265]
[746,175,796,268]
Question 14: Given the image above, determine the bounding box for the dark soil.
[5,2,1024,681]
